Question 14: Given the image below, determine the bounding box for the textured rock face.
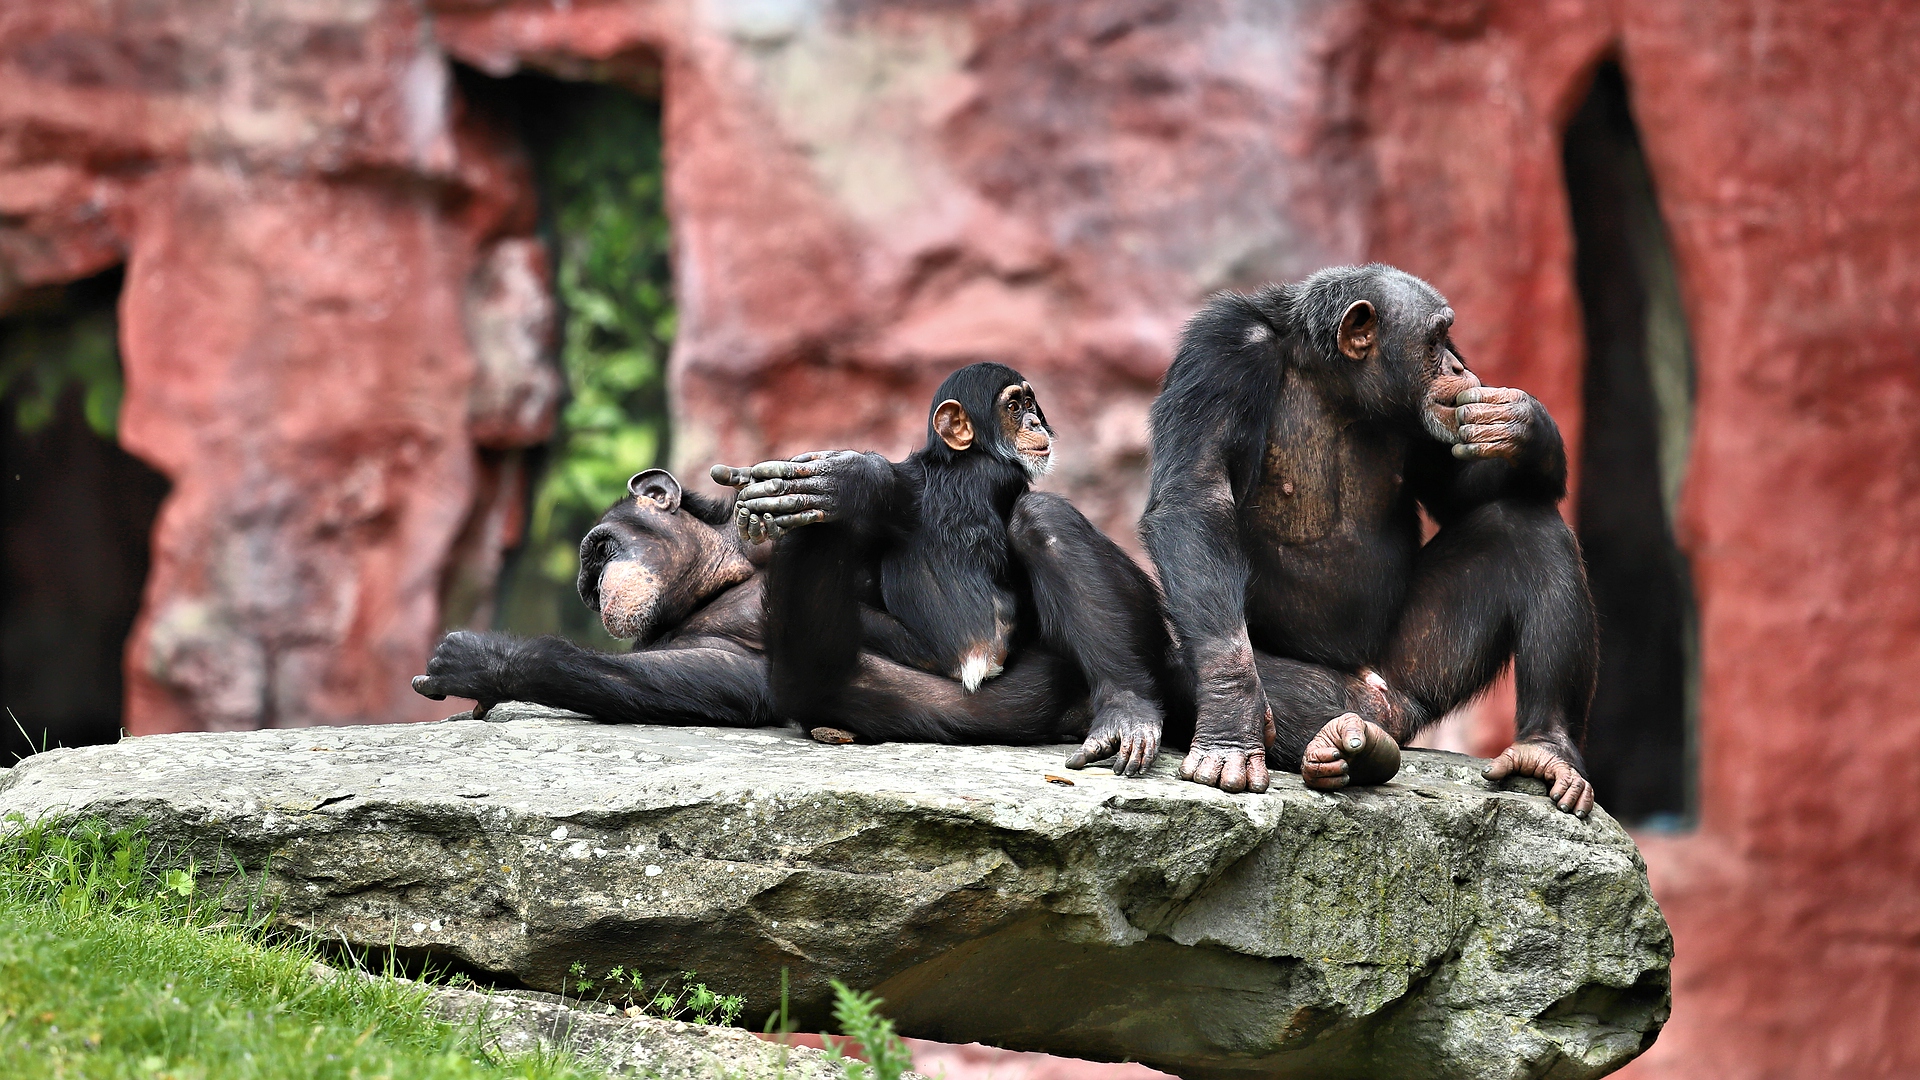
[0,707,1671,1080]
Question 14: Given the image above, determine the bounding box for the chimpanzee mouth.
[1020,444,1054,478]
[597,561,666,641]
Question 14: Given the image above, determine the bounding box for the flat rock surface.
[0,705,1671,1079]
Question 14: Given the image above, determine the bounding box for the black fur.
[1142,264,1597,772]
[763,364,1184,754]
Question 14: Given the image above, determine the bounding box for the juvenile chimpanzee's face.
[577,470,752,642]
[995,381,1053,478]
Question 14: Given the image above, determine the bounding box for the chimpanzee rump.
[717,362,1185,775]
[1142,264,1600,813]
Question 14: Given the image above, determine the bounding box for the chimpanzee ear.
[933,399,975,451]
[1338,300,1377,360]
[628,469,683,511]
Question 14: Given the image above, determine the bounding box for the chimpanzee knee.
[1007,491,1081,557]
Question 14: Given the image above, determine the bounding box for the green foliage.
[0,288,122,438]
[525,83,675,591]
[0,816,593,1078]
[824,981,914,1080]
[565,961,745,1027]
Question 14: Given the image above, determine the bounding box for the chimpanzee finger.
[1451,440,1518,460]
[1575,781,1596,817]
[411,675,447,700]
[1454,403,1528,427]
[746,460,818,481]
[740,493,830,516]
[765,510,828,532]
[1454,386,1524,407]
[1457,422,1526,445]
[711,464,752,488]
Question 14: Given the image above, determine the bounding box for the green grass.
[0,818,596,1080]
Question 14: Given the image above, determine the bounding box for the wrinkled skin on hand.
[1180,644,1275,793]
[1438,386,1548,462]
[411,630,517,721]
[1301,712,1401,789]
[710,450,866,543]
[1066,690,1163,778]
[1485,737,1595,816]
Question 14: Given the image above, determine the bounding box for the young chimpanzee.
[1142,264,1600,814]
[715,362,1183,776]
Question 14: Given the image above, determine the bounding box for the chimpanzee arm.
[1140,295,1286,793]
[1417,387,1570,520]
[413,631,773,726]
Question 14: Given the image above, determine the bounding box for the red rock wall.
[4,0,1917,1073]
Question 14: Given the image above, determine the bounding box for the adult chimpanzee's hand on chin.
[1484,737,1595,816]
[1446,387,1547,462]
[411,630,518,721]
[711,450,876,543]
[1180,643,1275,793]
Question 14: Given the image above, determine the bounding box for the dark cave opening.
[1564,59,1697,827]
[1,268,169,760]
[452,64,676,645]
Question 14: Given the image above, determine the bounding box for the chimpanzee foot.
[1300,713,1401,790]
[1484,739,1594,817]
[1066,690,1163,777]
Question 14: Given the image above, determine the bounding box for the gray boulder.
[0,704,1669,1079]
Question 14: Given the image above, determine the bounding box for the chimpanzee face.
[577,470,752,642]
[1334,271,1481,440]
[995,381,1053,478]
[1419,319,1482,445]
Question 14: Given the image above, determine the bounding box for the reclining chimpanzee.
[1142,263,1600,814]
[413,364,1185,777]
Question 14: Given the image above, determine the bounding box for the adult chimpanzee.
[715,362,1183,775]
[1142,264,1598,814]
[411,468,1089,738]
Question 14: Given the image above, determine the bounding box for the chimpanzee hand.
[411,630,519,721]
[1301,713,1401,790]
[1447,387,1546,462]
[1484,737,1595,816]
[710,450,874,543]
[1180,643,1275,793]
[1065,690,1162,778]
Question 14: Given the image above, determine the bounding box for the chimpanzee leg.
[833,649,1087,745]
[1380,500,1598,767]
[1008,493,1187,776]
